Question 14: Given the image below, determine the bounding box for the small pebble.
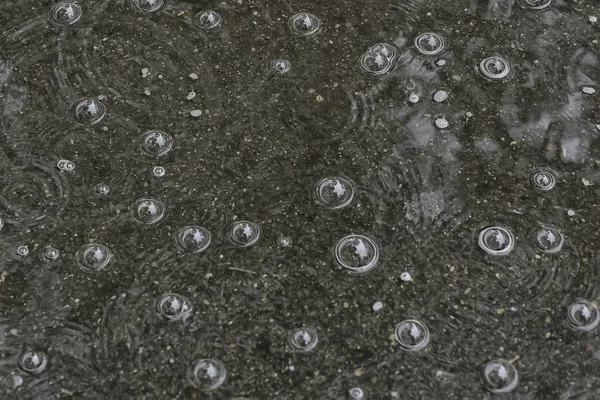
[190,109,202,117]
[435,117,449,129]
[189,73,198,80]
[408,93,419,103]
[567,209,576,216]
[372,301,383,312]
[582,86,596,95]
[400,272,412,282]
[186,91,196,100]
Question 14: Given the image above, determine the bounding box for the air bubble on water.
[481,359,518,393]
[141,130,173,157]
[13,375,23,387]
[334,234,379,274]
[289,328,318,351]
[531,169,556,191]
[478,226,515,256]
[590,15,598,24]
[408,93,419,103]
[581,86,596,95]
[175,226,211,253]
[289,12,321,36]
[567,300,600,331]
[194,11,222,30]
[533,226,564,253]
[133,0,164,12]
[394,319,430,351]
[190,109,202,118]
[156,293,193,321]
[16,245,29,257]
[433,90,448,102]
[95,183,110,196]
[400,272,413,282]
[44,247,60,261]
[413,32,447,56]
[479,56,512,81]
[517,0,554,10]
[359,48,393,75]
[78,243,112,272]
[567,209,576,216]
[132,198,165,224]
[56,159,75,172]
[271,59,291,74]
[69,97,106,125]
[229,221,261,247]
[434,116,449,129]
[277,234,292,247]
[314,177,355,209]
[436,59,447,67]
[348,387,366,400]
[189,358,227,391]
[152,166,166,178]
[19,351,48,374]
[51,2,83,26]
[372,301,383,312]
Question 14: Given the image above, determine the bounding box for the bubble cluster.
[394,319,430,351]
[78,243,112,272]
[152,166,166,178]
[44,247,60,261]
[141,130,173,157]
[567,300,600,331]
[359,43,397,75]
[175,226,211,252]
[517,0,554,10]
[348,387,366,400]
[480,359,519,393]
[189,359,227,391]
[531,169,556,191]
[479,56,511,81]
[413,32,447,56]
[56,159,75,172]
[19,350,48,374]
[229,220,261,247]
[334,234,379,274]
[289,328,319,352]
[271,59,291,74]
[478,226,515,256]
[533,226,564,253]
[133,0,164,12]
[51,2,83,26]
[131,198,165,224]
[288,12,320,36]
[315,177,355,209]
[69,97,106,125]
[194,11,222,30]
[156,293,192,321]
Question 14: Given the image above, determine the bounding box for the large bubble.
[334,234,379,274]
[480,359,519,393]
[394,319,430,351]
[189,359,227,391]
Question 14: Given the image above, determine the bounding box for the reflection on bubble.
[229,221,260,247]
[20,350,48,374]
[156,293,192,321]
[289,12,320,36]
[271,59,291,74]
[141,130,173,157]
[359,50,391,75]
[16,245,29,257]
[194,11,222,30]
[414,32,446,56]
[51,2,83,26]
[133,0,164,12]
[479,56,511,81]
[44,247,60,261]
[533,226,564,253]
[95,183,110,196]
[480,359,518,393]
[78,243,113,272]
[394,319,430,351]
[517,0,554,10]
[531,169,556,191]
[478,226,515,256]
[189,359,227,391]
[175,226,211,252]
[69,97,106,125]
[334,234,379,274]
[132,198,165,224]
[315,177,355,209]
[348,387,365,400]
[289,328,318,352]
[567,300,600,331]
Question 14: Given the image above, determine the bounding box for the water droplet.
[175,226,211,252]
[315,177,355,209]
[19,351,48,374]
[133,0,164,12]
[359,50,392,75]
[480,359,519,393]
[567,300,600,331]
[132,198,165,224]
[141,130,173,157]
[533,226,564,253]
[16,245,29,257]
[434,116,449,129]
[95,183,110,196]
[400,272,413,282]
[433,90,448,102]
[156,293,192,321]
[271,59,291,74]
[288,12,321,36]
[348,387,366,400]
[517,0,554,10]
[56,159,75,172]
[289,328,318,351]
[479,56,511,81]
[194,11,222,30]
[69,97,106,125]
[277,234,292,247]
[413,32,447,56]
[229,220,260,247]
[581,86,597,95]
[44,247,60,261]
[189,359,227,391]
[78,243,113,272]
[394,319,430,351]
[372,301,383,312]
[51,2,83,26]
[478,226,515,256]
[152,166,166,178]
[531,169,556,191]
[334,234,379,274]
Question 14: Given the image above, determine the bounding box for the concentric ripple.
[175,226,211,252]
[131,198,165,224]
[334,234,379,274]
[133,0,164,13]
[478,56,512,81]
[289,328,319,352]
[69,97,106,125]
[480,359,518,393]
[567,300,600,331]
[50,2,83,26]
[194,11,222,30]
[359,43,397,75]
[532,226,564,254]
[288,12,321,36]
[77,243,113,272]
[394,319,430,351]
[156,293,193,321]
[531,169,557,191]
[270,59,291,74]
[314,177,355,209]
[189,359,227,391]
[478,226,515,256]
[229,221,261,247]
[413,32,447,56]
[141,130,173,157]
[517,0,554,10]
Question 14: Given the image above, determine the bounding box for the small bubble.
[479,56,511,81]
[394,319,430,351]
[433,90,448,102]
[581,86,596,95]
[13,375,23,387]
[156,293,193,321]
[531,169,556,191]
[19,351,48,374]
[480,359,519,393]
[95,183,110,196]
[408,93,420,103]
[152,166,166,178]
[533,226,564,254]
[567,299,600,331]
[69,97,106,125]
[271,59,291,74]
[133,0,164,12]
[567,209,576,216]
[194,11,221,30]
[16,245,29,257]
[132,198,165,224]
[517,0,554,10]
[478,226,515,256]
[413,32,447,56]
[400,272,412,282]
[348,387,365,400]
[44,247,60,261]
[436,59,447,67]
[51,2,83,26]
[78,243,112,272]
[189,359,227,391]
[289,328,318,352]
[277,234,292,247]
[141,130,173,157]
[315,177,355,209]
[434,116,449,129]
[289,12,321,36]
[334,234,379,274]
[190,109,202,117]
[372,301,383,312]
[56,159,75,172]
[175,226,211,253]
[229,221,260,247]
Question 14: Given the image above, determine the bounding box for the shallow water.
[1,0,600,398]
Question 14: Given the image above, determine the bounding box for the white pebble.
[433,90,448,103]
[590,15,598,24]
[400,272,412,282]
[582,86,596,95]
[435,117,449,129]
[436,59,447,66]
[567,209,576,216]
[186,91,196,100]
[372,301,383,312]
[189,73,199,80]
[190,109,202,117]
[408,93,419,103]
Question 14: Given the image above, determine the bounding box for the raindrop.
[95,183,110,196]
[288,12,320,36]
[69,97,106,125]
[434,116,449,129]
[479,56,511,81]
[277,234,292,247]
[133,0,164,12]
[480,359,519,393]
[51,2,83,26]
[289,328,318,352]
[314,177,355,209]
[78,243,113,272]
[517,0,554,10]
[194,11,222,30]
[13,375,23,387]
[19,351,48,374]
[175,226,211,253]
[334,234,379,274]
[271,59,291,74]
[16,245,29,257]
[152,166,166,178]
[567,300,600,331]
[131,198,165,224]
[348,387,366,400]
[141,130,173,157]
[229,220,261,247]
[533,226,564,253]
[433,90,448,102]
[413,32,447,56]
[189,359,227,391]
[394,319,430,351]
[531,169,556,191]
[478,226,515,256]
[44,247,60,261]
[156,293,193,321]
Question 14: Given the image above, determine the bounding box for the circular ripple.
[413,32,447,56]
[288,12,320,36]
[517,0,553,10]
[194,11,222,30]
[229,221,261,247]
[531,169,557,191]
[478,56,512,81]
[19,350,48,374]
[567,300,600,331]
[334,234,379,274]
[532,226,564,254]
[314,177,355,209]
[77,243,113,272]
[156,293,193,321]
[69,97,106,125]
[51,2,83,26]
[189,359,227,391]
[394,319,430,351]
[359,50,392,75]
[175,226,211,252]
[270,59,291,74]
[289,328,318,352]
[44,247,60,261]
[141,130,173,157]
[478,226,515,256]
[131,198,165,224]
[480,359,518,393]
[133,0,164,12]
